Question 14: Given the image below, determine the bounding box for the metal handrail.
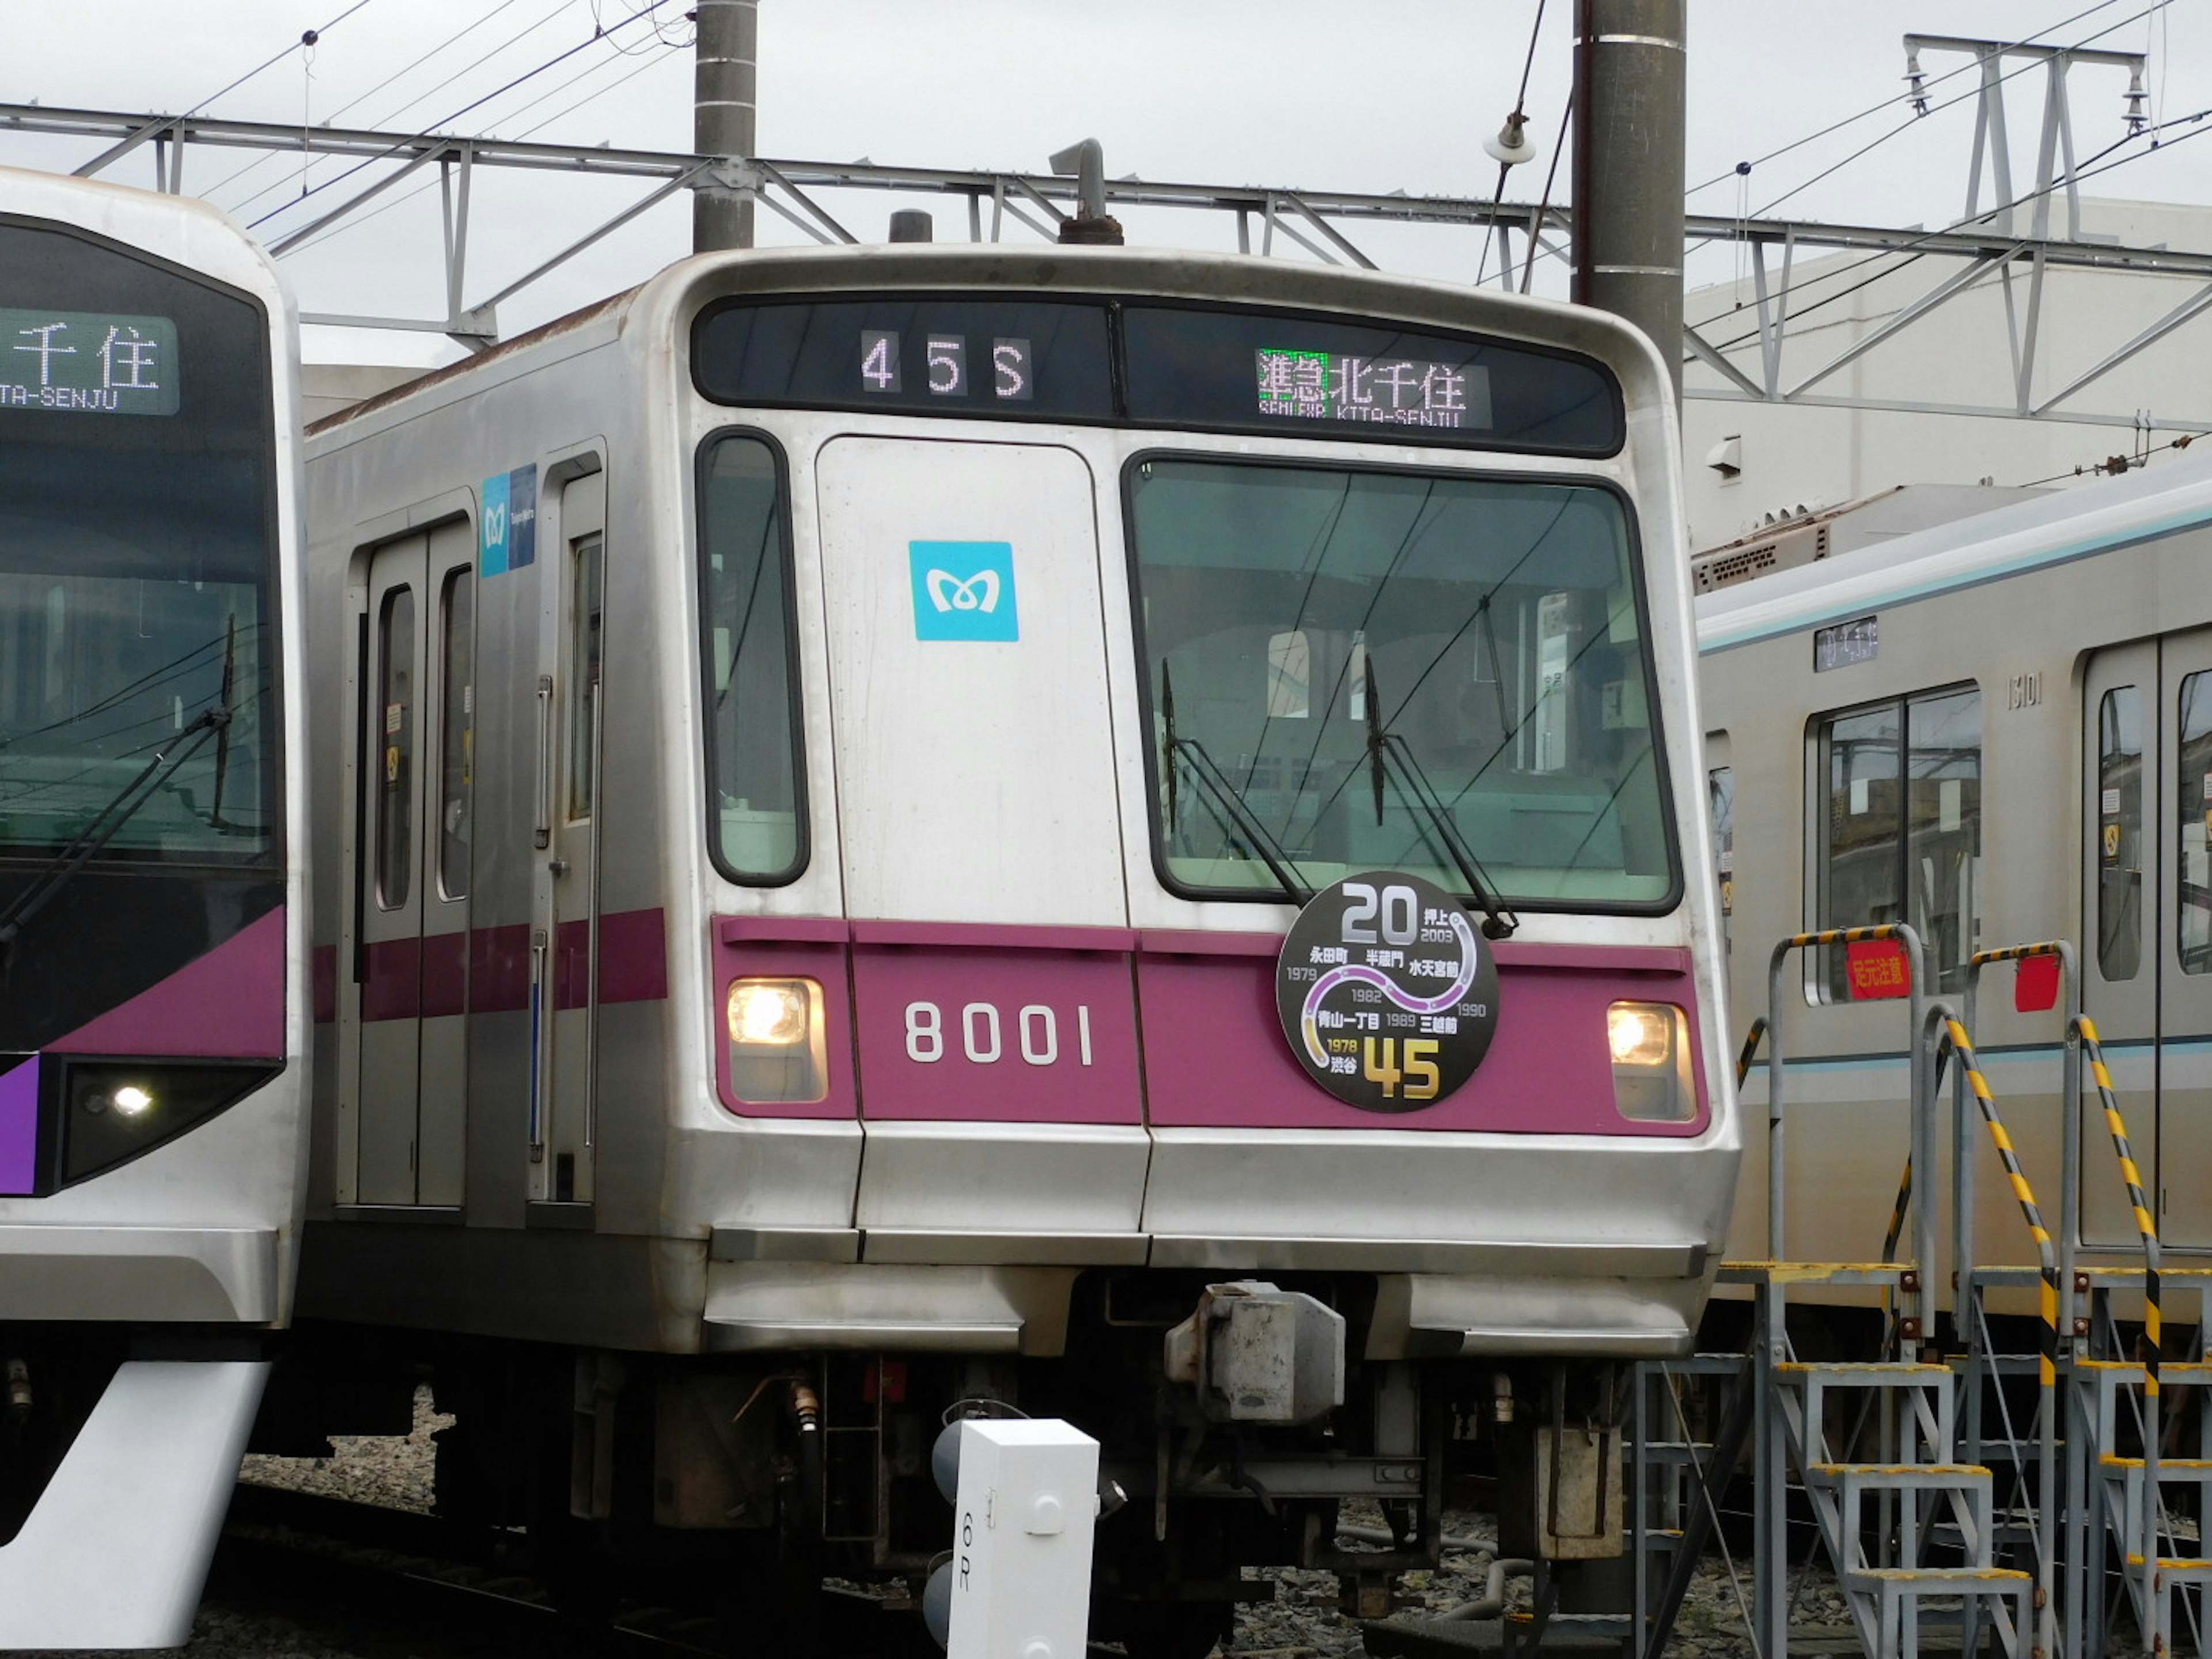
[1733,1016,1768,1089]
[2075,1012,2164,1651]
[1936,1008,2059,1659]
[1963,941,2083,1340]
[1762,925,1932,1341]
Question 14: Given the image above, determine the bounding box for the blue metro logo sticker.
[909,541,1018,642]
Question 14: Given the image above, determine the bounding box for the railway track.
[207,1484,940,1659]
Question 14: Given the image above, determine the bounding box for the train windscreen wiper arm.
[0,705,228,952]
[1365,663,1518,939]
[1160,661,1313,908]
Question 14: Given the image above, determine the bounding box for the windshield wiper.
[1160,661,1313,907]
[1365,662,1518,939]
[0,704,229,953]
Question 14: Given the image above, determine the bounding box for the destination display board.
[1,308,179,416]
[691,294,1623,455]
[692,298,1114,421]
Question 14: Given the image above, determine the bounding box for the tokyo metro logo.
[910,541,1018,642]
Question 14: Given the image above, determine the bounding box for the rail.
[1761,925,1933,1341]
[1936,1008,2059,1659]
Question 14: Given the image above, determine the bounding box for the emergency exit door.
[357,522,475,1206]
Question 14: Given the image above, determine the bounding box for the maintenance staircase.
[1620,927,2212,1659]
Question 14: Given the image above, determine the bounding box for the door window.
[2179,672,2212,974]
[2098,684,2143,981]
[438,569,474,899]
[1708,761,1734,954]
[568,535,603,823]
[376,585,416,910]
[1815,684,1982,995]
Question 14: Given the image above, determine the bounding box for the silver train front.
[291,245,1737,1627]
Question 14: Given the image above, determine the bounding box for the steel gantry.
[6,98,2212,433]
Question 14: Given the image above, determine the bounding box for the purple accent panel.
[554,919,590,1012]
[52,907,286,1058]
[851,919,1138,953]
[1137,942,1710,1136]
[718,915,850,946]
[313,945,338,1025]
[469,924,531,1014]
[1493,941,1694,975]
[359,937,421,1024]
[0,1057,36,1195]
[421,931,468,1020]
[712,935,856,1120]
[851,944,1141,1124]
[1138,929,1285,959]
[598,908,670,1005]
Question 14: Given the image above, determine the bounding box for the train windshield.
[1128,457,1676,910]
[0,221,278,866]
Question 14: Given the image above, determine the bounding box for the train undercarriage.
[267,1271,1643,1656]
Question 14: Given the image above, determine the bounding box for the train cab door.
[812,437,1124,926]
[2157,631,2212,1247]
[357,524,475,1206]
[812,435,1143,1234]
[537,473,604,1205]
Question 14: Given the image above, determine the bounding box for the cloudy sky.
[4,1,2206,363]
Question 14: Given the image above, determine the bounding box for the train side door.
[2082,646,2157,1246]
[539,473,604,1203]
[2158,631,2212,1247]
[357,524,475,1205]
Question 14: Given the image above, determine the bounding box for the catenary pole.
[694,0,756,251]
[1572,0,1685,404]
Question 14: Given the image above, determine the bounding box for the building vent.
[1691,519,1831,594]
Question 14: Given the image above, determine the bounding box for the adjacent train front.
[663,248,1735,1640]
[0,172,305,1647]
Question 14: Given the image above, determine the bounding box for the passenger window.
[698,435,805,883]
[2098,685,2142,980]
[569,534,603,822]
[438,569,474,900]
[376,586,415,911]
[1815,685,1981,997]
[2179,674,2212,974]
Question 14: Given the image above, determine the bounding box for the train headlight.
[60,1060,282,1187]
[725,977,827,1104]
[107,1084,156,1118]
[1607,1002,1695,1122]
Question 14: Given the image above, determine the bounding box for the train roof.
[1696,443,2212,656]
[0,164,291,313]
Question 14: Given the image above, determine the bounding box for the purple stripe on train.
[52,908,285,1059]
[0,1057,35,1196]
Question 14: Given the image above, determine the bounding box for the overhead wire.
[245,0,680,233]
[1684,0,2138,198]
[590,0,695,52]
[1520,0,2171,291]
[2013,429,2204,488]
[173,0,382,122]
[219,0,585,220]
[199,0,548,209]
[1694,100,2212,359]
[276,37,688,263]
[1476,0,1547,288]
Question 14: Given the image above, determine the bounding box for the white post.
[941,1419,1100,1659]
